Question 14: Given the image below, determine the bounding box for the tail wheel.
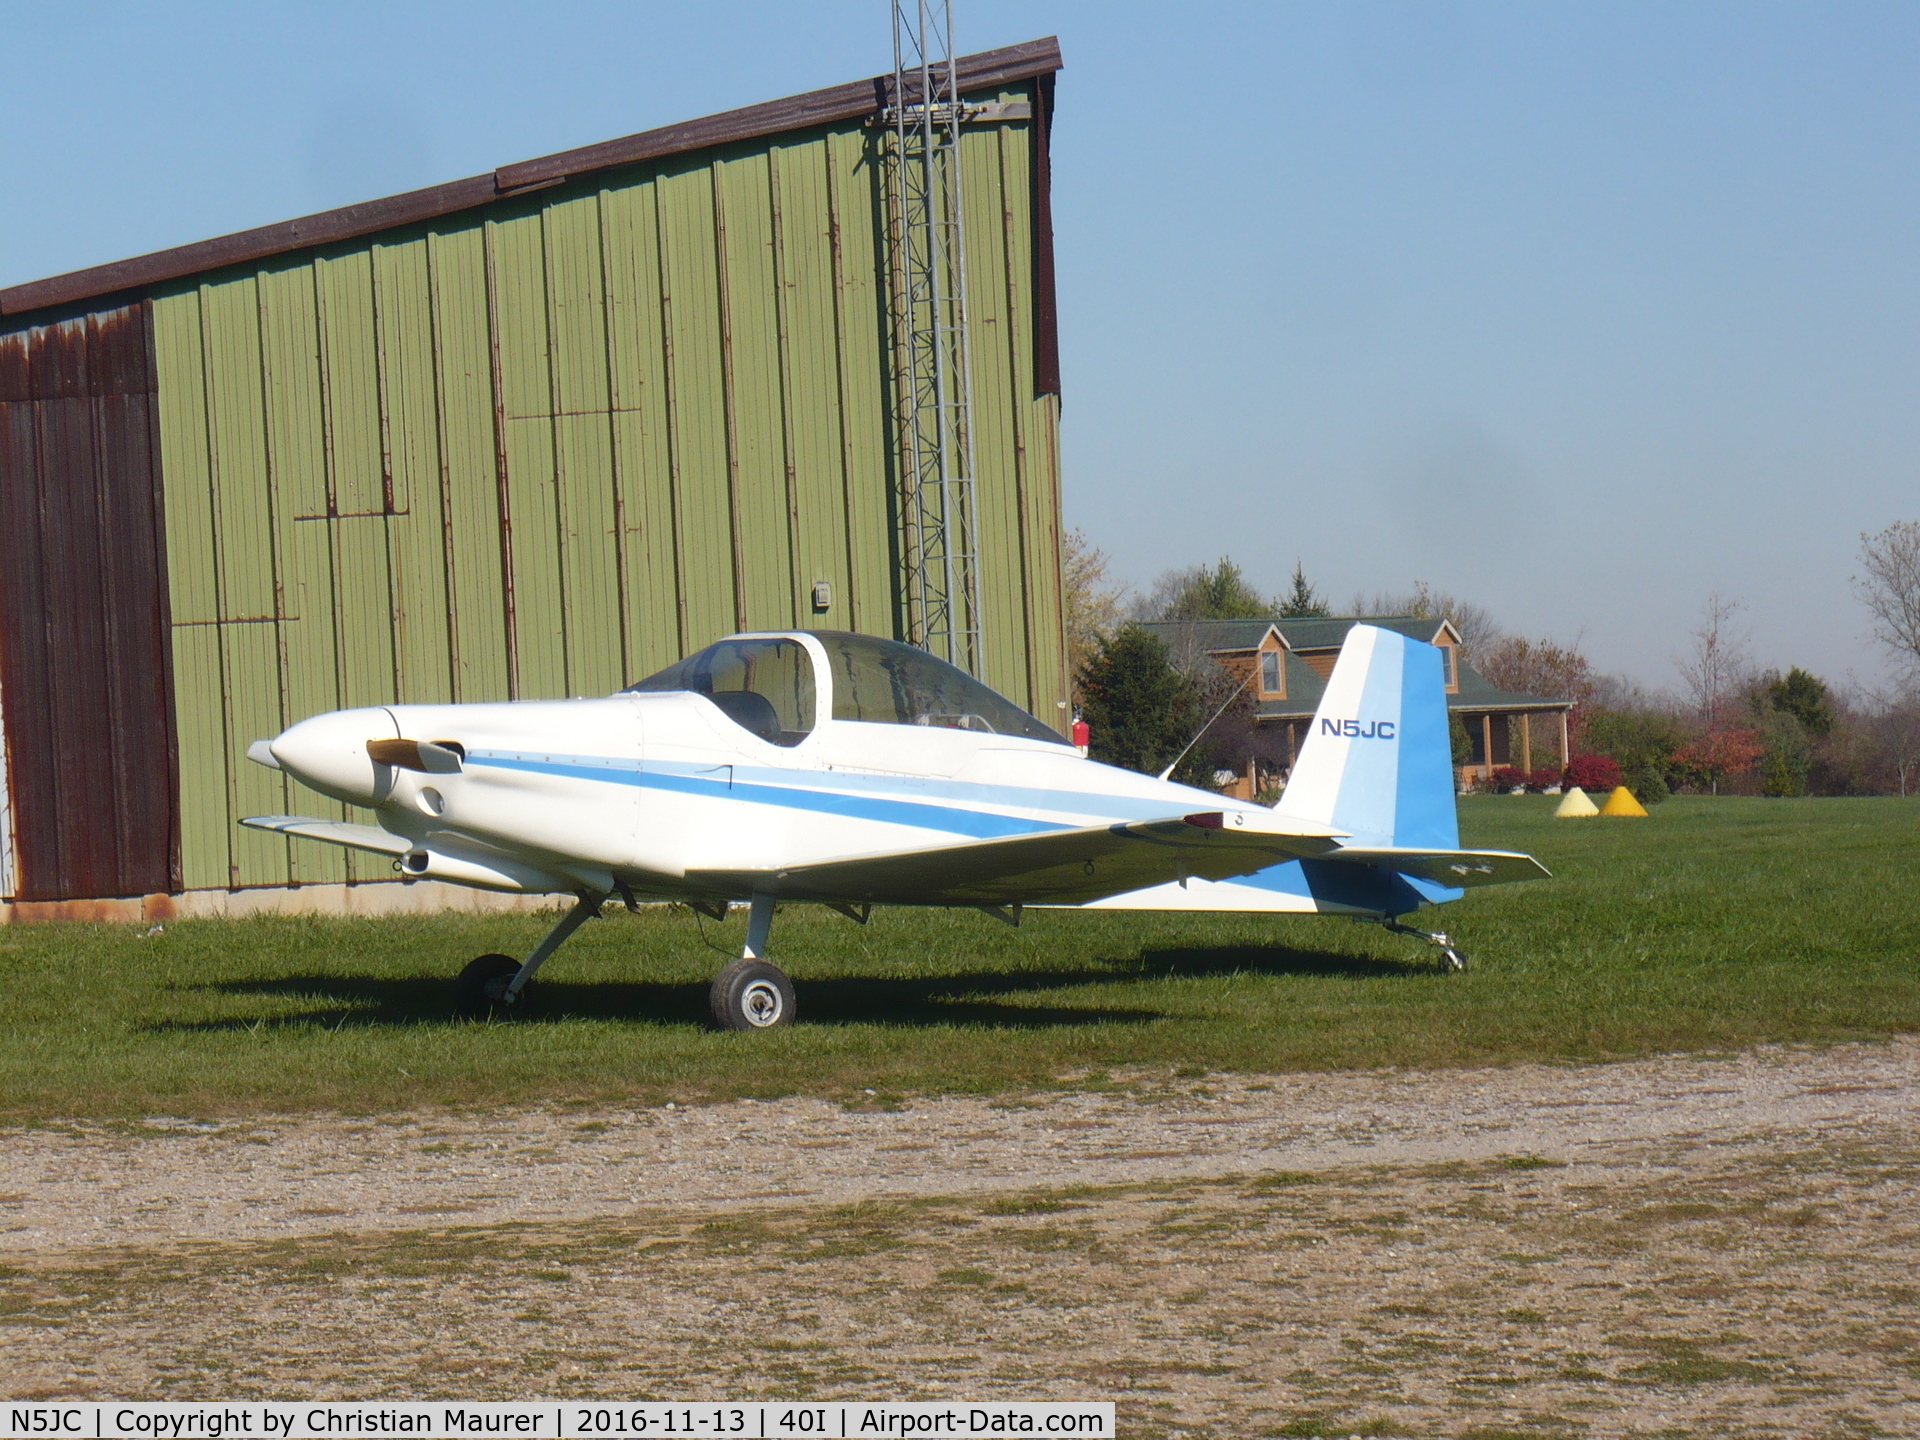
[709,958,796,1032]
[454,953,526,1015]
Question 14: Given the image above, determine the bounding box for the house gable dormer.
[1196,623,1291,702]
[1429,619,1464,694]
[1255,626,1288,701]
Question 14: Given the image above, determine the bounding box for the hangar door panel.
[0,303,180,901]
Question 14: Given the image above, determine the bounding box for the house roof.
[1140,616,1572,719]
[1274,615,1455,649]
[1137,614,1455,655]
[0,37,1063,320]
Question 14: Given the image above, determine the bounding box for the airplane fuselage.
[271,688,1291,904]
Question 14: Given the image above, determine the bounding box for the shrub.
[1490,766,1528,792]
[1583,707,1688,776]
[1563,753,1623,792]
[1526,768,1561,791]
[1632,764,1670,804]
[1450,713,1473,766]
[1759,710,1812,797]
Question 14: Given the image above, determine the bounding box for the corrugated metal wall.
[152,90,1065,892]
[0,304,181,901]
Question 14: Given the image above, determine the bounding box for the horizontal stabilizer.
[1322,846,1550,888]
[689,811,1349,907]
[240,814,412,857]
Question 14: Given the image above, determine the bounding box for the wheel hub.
[740,979,785,1027]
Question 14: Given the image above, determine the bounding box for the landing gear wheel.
[709,958,796,1031]
[455,953,527,1015]
[1440,945,1468,973]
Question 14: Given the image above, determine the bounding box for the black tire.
[709,958,796,1031]
[454,953,527,1015]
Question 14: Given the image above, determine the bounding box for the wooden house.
[1141,617,1573,796]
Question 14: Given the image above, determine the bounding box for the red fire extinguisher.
[1071,712,1090,756]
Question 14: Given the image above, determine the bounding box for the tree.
[1675,593,1750,726]
[1857,521,1920,681]
[1144,558,1270,622]
[1349,582,1504,658]
[1060,528,1129,702]
[1672,725,1765,796]
[1478,637,1597,709]
[1862,686,1920,797]
[1076,624,1204,776]
[1277,561,1330,618]
[1766,667,1835,737]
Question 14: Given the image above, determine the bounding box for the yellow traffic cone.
[1600,785,1649,817]
[1554,786,1599,818]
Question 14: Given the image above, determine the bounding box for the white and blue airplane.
[244,624,1547,1029]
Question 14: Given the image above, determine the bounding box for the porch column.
[1481,714,1494,781]
[1521,713,1533,773]
[1559,711,1570,768]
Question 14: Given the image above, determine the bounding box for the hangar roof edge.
[0,35,1062,320]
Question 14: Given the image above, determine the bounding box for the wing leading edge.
[240,814,412,856]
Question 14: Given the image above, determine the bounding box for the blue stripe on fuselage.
[467,752,1069,840]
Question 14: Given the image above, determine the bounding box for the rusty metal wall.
[0,665,13,898]
[0,304,181,902]
[151,83,1065,893]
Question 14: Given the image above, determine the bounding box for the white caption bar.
[2,1405,1116,1440]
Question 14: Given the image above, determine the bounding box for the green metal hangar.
[0,38,1067,919]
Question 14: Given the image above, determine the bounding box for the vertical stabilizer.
[1275,625,1459,850]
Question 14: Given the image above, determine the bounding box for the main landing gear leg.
[1377,918,1468,972]
[454,891,605,1015]
[709,891,796,1031]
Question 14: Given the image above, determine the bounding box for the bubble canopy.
[624,631,1068,748]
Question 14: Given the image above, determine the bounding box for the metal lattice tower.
[883,0,982,674]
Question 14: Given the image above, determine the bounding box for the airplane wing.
[1317,847,1551,888]
[241,814,413,857]
[687,811,1349,907]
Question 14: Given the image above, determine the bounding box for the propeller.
[365,738,465,774]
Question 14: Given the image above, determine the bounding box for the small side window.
[1260,650,1282,697]
[626,639,817,746]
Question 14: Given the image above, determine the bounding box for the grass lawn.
[0,796,1915,1118]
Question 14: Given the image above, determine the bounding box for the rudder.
[1275,625,1459,850]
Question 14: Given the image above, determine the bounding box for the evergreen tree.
[1160,558,1269,621]
[1076,624,1204,775]
[1766,667,1835,737]
[1278,561,1330,618]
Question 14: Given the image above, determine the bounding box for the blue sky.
[5,2,1915,689]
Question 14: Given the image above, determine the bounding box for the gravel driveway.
[5,1039,1917,1436]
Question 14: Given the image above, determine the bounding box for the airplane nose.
[269,707,400,806]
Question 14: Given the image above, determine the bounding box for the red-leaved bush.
[1526,768,1562,791]
[1490,766,1528,791]
[1563,753,1623,792]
